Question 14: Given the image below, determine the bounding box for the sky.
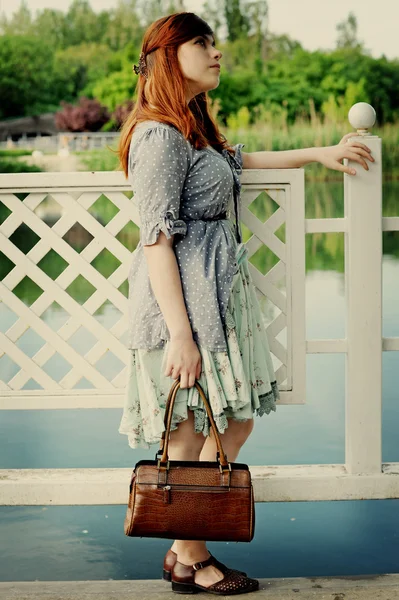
[0,0,397,60]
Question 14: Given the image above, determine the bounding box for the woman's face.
[177,33,222,103]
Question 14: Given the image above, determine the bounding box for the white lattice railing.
[1,104,399,505]
[0,174,134,405]
[0,169,305,410]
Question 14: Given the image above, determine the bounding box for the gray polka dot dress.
[118,120,279,449]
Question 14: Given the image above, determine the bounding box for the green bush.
[0,159,42,173]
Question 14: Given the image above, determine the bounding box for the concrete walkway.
[1,574,399,599]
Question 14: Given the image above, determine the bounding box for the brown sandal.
[171,554,259,595]
[163,549,247,582]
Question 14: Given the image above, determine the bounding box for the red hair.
[118,12,235,177]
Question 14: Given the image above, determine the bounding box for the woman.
[118,11,373,595]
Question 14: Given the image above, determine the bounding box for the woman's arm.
[143,232,202,388]
[242,147,318,170]
[143,233,192,341]
[240,132,374,175]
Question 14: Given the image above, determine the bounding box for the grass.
[0,159,42,173]
[72,121,398,181]
[224,118,399,180]
[0,148,33,157]
[77,147,120,172]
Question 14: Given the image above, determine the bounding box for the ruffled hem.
[119,248,280,450]
[119,378,280,450]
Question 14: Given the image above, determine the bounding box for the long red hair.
[118,11,235,177]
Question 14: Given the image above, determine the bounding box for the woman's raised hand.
[316,132,374,175]
[164,335,202,389]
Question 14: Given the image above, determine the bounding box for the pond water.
[0,178,398,581]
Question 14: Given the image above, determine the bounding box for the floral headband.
[133,52,148,80]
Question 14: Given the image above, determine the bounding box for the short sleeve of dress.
[128,125,190,246]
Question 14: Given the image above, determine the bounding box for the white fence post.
[344,103,382,475]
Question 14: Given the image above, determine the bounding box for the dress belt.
[184,211,228,222]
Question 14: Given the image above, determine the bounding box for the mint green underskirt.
[118,243,280,449]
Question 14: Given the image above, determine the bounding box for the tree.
[166,0,186,11]
[137,0,186,26]
[103,0,144,51]
[267,33,302,59]
[63,0,102,46]
[54,43,116,100]
[92,68,137,112]
[0,35,59,118]
[31,9,68,49]
[243,0,269,73]
[224,0,250,42]
[321,78,369,124]
[201,0,224,40]
[0,0,33,36]
[336,12,363,50]
[138,0,166,26]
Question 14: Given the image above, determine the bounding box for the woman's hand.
[164,335,202,389]
[315,132,374,175]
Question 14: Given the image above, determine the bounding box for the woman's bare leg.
[199,417,254,463]
[196,417,254,585]
[167,409,225,587]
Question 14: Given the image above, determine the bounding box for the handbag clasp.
[219,462,232,488]
[157,459,170,485]
[219,462,231,473]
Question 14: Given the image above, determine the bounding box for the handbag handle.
[157,378,230,472]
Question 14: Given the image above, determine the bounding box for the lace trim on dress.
[193,408,229,437]
[257,381,279,416]
[191,379,278,437]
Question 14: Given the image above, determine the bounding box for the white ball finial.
[348,102,376,134]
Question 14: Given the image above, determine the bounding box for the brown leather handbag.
[124,377,255,542]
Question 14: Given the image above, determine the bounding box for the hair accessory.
[133,52,148,79]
